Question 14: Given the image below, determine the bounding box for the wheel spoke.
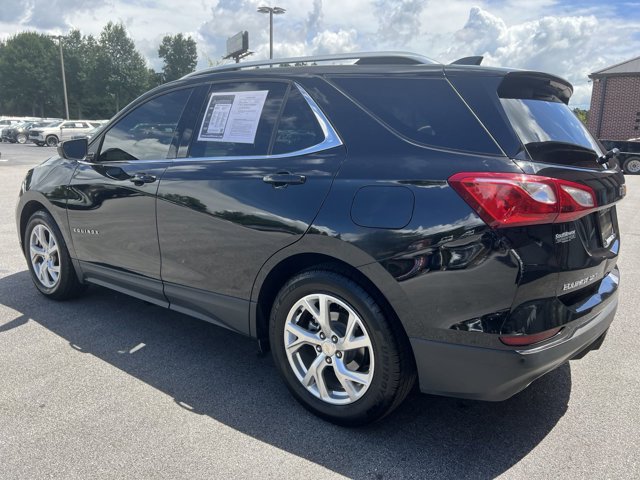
[334,357,370,386]
[30,244,45,259]
[333,363,359,401]
[302,297,320,322]
[302,354,330,400]
[34,225,45,248]
[38,263,49,283]
[47,236,57,255]
[316,294,333,336]
[342,336,371,351]
[48,264,60,274]
[285,322,321,353]
[344,311,358,340]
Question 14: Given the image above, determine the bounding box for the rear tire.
[24,210,85,300]
[623,156,640,175]
[270,269,415,426]
[45,135,58,147]
[16,133,27,144]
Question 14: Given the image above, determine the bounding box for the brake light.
[448,172,597,228]
[499,327,562,346]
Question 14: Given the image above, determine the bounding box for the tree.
[158,33,197,82]
[0,32,61,117]
[573,108,589,126]
[99,22,149,112]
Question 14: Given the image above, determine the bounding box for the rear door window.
[331,76,502,155]
[189,82,288,158]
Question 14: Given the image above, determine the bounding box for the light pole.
[257,6,286,60]
[49,35,69,120]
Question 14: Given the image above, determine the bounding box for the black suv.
[16,52,625,425]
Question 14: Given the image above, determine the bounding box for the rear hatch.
[449,70,625,335]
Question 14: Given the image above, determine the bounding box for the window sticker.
[198,90,269,144]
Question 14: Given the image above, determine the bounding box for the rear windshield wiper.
[525,140,598,158]
[596,148,619,165]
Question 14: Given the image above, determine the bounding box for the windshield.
[501,98,602,155]
[46,121,63,128]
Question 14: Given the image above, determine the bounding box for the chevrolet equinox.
[16,52,625,425]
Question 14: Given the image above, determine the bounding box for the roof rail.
[183,51,438,79]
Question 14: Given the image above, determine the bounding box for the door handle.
[262,172,306,188]
[129,172,157,186]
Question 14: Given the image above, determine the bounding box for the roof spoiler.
[498,71,573,104]
[450,56,483,66]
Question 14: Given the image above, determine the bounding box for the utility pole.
[49,35,70,120]
[257,6,286,59]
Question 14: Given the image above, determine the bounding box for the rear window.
[500,98,601,154]
[331,76,502,155]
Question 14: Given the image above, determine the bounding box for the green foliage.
[0,32,61,117]
[99,22,150,112]
[0,23,186,119]
[158,33,198,82]
[573,108,589,126]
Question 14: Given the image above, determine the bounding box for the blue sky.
[2,0,639,106]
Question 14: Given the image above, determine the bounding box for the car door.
[59,121,77,141]
[67,86,194,304]
[156,80,345,334]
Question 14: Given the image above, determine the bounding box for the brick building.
[587,56,640,140]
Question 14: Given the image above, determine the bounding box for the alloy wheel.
[284,293,374,405]
[29,224,60,289]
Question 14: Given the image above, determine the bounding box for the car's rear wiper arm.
[597,148,620,165]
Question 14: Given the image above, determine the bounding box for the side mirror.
[58,138,88,161]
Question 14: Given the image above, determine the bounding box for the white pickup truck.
[29,120,103,147]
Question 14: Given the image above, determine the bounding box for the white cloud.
[440,7,639,106]
[311,29,358,54]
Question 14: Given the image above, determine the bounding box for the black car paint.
[16,63,624,401]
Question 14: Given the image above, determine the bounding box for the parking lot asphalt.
[0,142,638,479]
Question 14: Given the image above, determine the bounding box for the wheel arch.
[19,199,50,251]
[250,238,422,357]
[18,191,77,259]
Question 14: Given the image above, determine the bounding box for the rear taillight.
[448,172,597,228]
[499,327,562,346]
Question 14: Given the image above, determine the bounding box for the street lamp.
[49,35,70,120]
[257,6,286,60]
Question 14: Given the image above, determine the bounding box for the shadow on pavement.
[0,270,571,479]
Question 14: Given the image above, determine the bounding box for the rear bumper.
[411,284,618,401]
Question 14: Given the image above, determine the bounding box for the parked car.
[16,52,625,425]
[70,123,109,142]
[0,126,13,142]
[600,139,640,174]
[5,121,53,144]
[29,120,96,147]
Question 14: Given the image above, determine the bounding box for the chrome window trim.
[80,82,343,166]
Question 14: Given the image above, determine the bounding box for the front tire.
[623,156,640,175]
[24,210,85,300]
[270,269,415,426]
[45,135,59,147]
